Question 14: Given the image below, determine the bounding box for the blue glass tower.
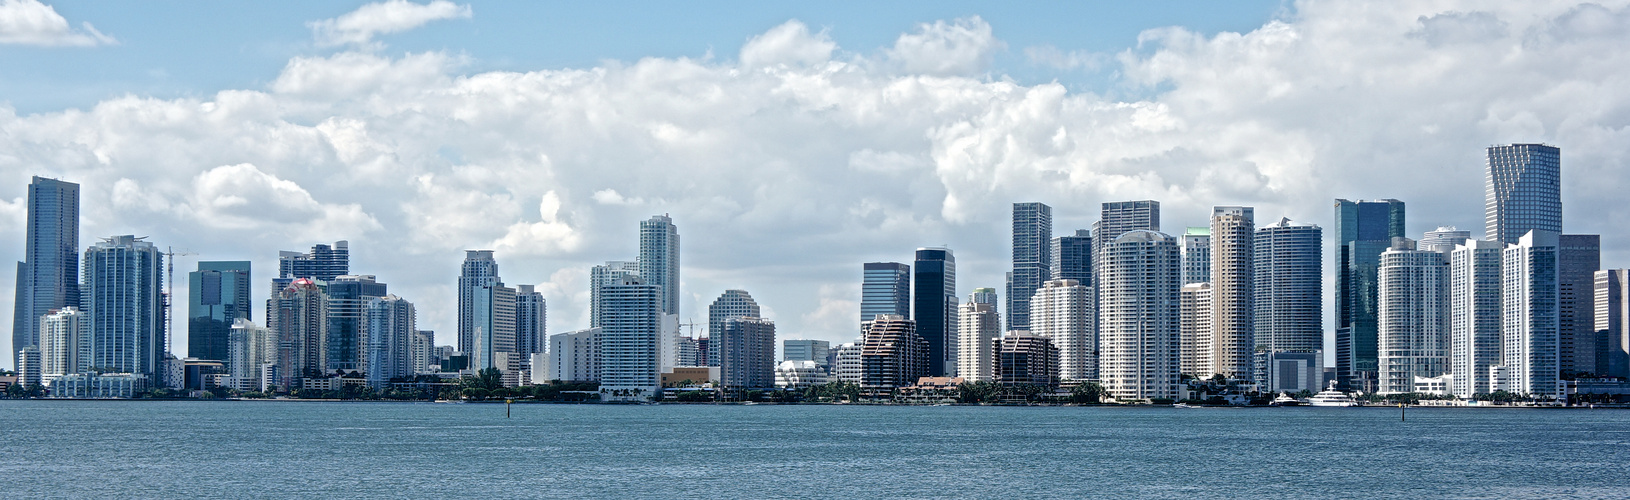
[914,248,956,377]
[188,261,251,363]
[12,176,79,355]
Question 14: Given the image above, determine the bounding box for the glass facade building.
[12,176,79,355]
[1486,144,1561,245]
[860,262,910,324]
[914,247,956,377]
[1333,198,1405,391]
[1007,202,1051,331]
[188,261,251,363]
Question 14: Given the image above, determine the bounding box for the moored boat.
[1307,381,1357,407]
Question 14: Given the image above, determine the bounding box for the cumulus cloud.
[309,0,471,48]
[885,16,1004,76]
[740,20,836,68]
[0,0,115,46]
[188,164,382,240]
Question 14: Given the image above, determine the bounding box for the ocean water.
[2,401,1627,498]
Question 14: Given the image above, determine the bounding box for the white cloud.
[188,163,382,240]
[885,16,1004,76]
[309,0,471,48]
[1024,44,1105,71]
[0,0,115,46]
[740,20,836,68]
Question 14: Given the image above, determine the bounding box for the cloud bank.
[0,0,115,46]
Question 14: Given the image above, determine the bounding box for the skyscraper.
[1029,279,1095,381]
[38,307,85,385]
[1051,230,1092,283]
[707,290,760,367]
[1181,227,1211,285]
[1252,218,1322,353]
[325,275,387,373]
[859,314,926,394]
[277,241,348,282]
[1450,240,1503,398]
[12,176,79,356]
[590,260,639,328]
[639,215,680,316]
[1334,198,1406,392]
[1498,230,1560,398]
[914,247,956,377]
[270,278,325,389]
[1420,226,1471,254]
[1597,269,1629,378]
[514,284,547,374]
[1179,283,1213,378]
[472,281,517,380]
[718,316,775,389]
[188,261,251,363]
[226,319,273,391]
[1209,206,1254,380]
[1007,202,1051,331]
[1098,230,1180,401]
[1557,234,1600,376]
[1486,144,1562,245]
[598,275,661,401]
[861,262,910,324]
[81,236,166,387]
[1377,239,1450,394]
[1094,201,1161,283]
[956,289,1000,382]
[457,250,499,355]
[364,295,416,388]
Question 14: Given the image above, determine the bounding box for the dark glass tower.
[1558,235,1600,376]
[1006,202,1051,331]
[913,247,956,377]
[1333,198,1405,391]
[1051,229,1092,283]
[860,262,910,324]
[325,275,387,373]
[188,261,251,363]
[1486,144,1561,245]
[12,176,79,355]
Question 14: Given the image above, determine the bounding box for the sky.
[2,0,1628,369]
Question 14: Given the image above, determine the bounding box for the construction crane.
[163,246,196,356]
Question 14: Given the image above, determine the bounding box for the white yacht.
[1306,381,1357,407]
[1270,393,1302,406]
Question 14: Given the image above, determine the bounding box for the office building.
[457,250,499,355]
[1597,269,1630,378]
[1486,144,1562,245]
[270,278,326,390]
[1558,235,1600,376]
[783,339,830,367]
[1051,229,1092,283]
[1253,218,1322,353]
[956,289,1000,382]
[718,317,775,389]
[861,262,911,325]
[187,261,251,363]
[707,290,761,367]
[1180,283,1213,378]
[590,260,638,328]
[994,332,1058,387]
[1377,239,1450,394]
[325,275,387,373]
[1334,198,1406,392]
[1450,240,1504,398]
[12,176,79,356]
[1007,202,1052,331]
[859,314,927,394]
[914,247,957,377]
[82,235,166,388]
[599,276,661,401]
[38,307,85,386]
[1099,230,1181,401]
[1498,230,1560,398]
[639,215,680,316]
[515,284,546,373]
[1029,279,1095,381]
[1210,206,1254,379]
[1181,227,1210,285]
[1420,226,1471,254]
[364,295,416,388]
[549,328,601,383]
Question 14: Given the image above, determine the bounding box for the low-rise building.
[48,373,148,398]
[774,360,827,389]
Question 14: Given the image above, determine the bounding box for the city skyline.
[3,2,1630,370]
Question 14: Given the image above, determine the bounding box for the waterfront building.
[708,290,761,367]
[325,275,387,373]
[914,247,957,376]
[548,328,601,383]
[1007,202,1052,331]
[47,372,146,398]
[1598,269,1630,378]
[1259,350,1322,394]
[1450,240,1505,398]
[590,260,639,328]
[994,332,1058,387]
[187,261,251,364]
[1029,279,1095,381]
[457,250,499,355]
[832,342,863,383]
[1334,198,1406,392]
[1051,229,1092,283]
[82,235,166,389]
[364,295,416,388]
[15,346,40,387]
[410,330,434,374]
[226,319,273,391]
[471,280,517,383]
[1253,218,1322,353]
[1558,235,1600,376]
[718,317,775,388]
[1099,230,1181,401]
[859,314,927,394]
[270,278,325,389]
[1181,227,1210,285]
[861,262,911,324]
[1377,239,1450,394]
[12,176,79,356]
[782,339,830,370]
[1498,230,1561,398]
[956,289,1000,382]
[1420,226,1471,254]
[639,214,681,316]
[1486,144,1562,245]
[1210,206,1255,380]
[38,307,85,386]
[514,285,546,374]
[599,276,661,401]
[774,360,828,389]
[1179,283,1213,378]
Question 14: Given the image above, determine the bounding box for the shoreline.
[4,398,1624,409]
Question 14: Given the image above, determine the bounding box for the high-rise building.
[599,276,661,401]
[994,332,1058,387]
[707,290,761,367]
[1497,230,1560,398]
[1334,198,1405,392]
[1094,200,1161,289]
[472,281,517,382]
[38,307,85,385]
[548,328,601,383]
[639,215,681,316]
[1029,279,1095,381]
[1557,235,1600,376]
[1450,240,1503,398]
[1007,202,1052,331]
[1181,227,1211,285]
[1597,269,1630,378]
[718,316,775,389]
[12,176,79,357]
[956,289,1000,382]
[325,275,387,373]
[1486,144,1562,245]
[270,278,325,389]
[783,339,831,366]
[82,235,166,387]
[833,342,863,383]
[861,262,911,324]
[187,261,251,364]
[514,284,547,374]
[1209,206,1254,380]
[590,260,639,328]
[914,247,957,377]
[1252,218,1322,353]
[1420,226,1471,254]
[859,314,927,395]
[410,330,434,374]
[457,250,499,355]
[226,319,273,391]
[364,295,416,388]
[1051,230,1092,283]
[1377,239,1450,394]
[1099,230,1180,401]
[1179,283,1213,378]
[278,241,349,282]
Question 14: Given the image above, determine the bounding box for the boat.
[1173,403,1198,409]
[1270,393,1302,406]
[1306,381,1357,407]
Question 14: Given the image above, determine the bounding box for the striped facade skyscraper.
[1209,206,1254,379]
[1098,230,1180,401]
[639,215,680,317]
[1377,239,1450,394]
[1450,240,1504,397]
[1498,230,1560,398]
[860,262,910,325]
[81,236,166,387]
[1252,218,1322,353]
[12,176,79,356]
[1007,202,1051,331]
[1486,144,1561,245]
[1029,279,1095,381]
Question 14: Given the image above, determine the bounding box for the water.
[2,401,1627,498]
